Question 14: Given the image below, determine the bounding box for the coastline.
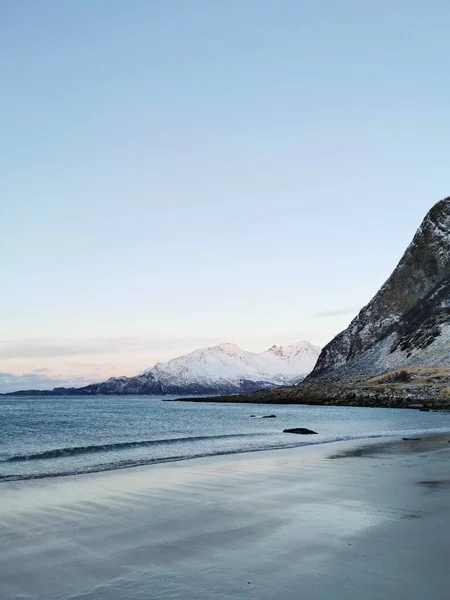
[170,381,450,410]
[2,432,450,599]
[4,378,450,411]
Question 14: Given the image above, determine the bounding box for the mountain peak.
[265,341,319,357]
[267,344,284,356]
[213,342,241,355]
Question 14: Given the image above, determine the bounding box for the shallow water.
[1,394,450,481]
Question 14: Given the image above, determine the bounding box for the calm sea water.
[1,395,450,482]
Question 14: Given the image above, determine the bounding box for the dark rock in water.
[262,414,277,418]
[283,428,317,435]
[402,437,423,441]
[250,415,256,418]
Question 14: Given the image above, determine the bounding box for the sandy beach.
[1,434,450,600]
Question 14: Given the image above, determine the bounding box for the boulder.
[283,428,318,435]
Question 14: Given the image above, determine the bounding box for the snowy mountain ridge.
[148,341,321,391]
[6,341,321,396]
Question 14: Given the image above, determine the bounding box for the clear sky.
[2,1,450,391]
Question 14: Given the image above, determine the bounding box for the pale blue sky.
[2,1,450,390]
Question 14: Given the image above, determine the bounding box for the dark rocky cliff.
[306,197,450,382]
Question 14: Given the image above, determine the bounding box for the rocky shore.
[172,380,450,410]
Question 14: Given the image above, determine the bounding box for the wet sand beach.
[1,434,450,600]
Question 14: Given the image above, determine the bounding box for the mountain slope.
[148,341,320,393]
[306,197,450,382]
[7,341,321,396]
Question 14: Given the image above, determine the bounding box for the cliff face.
[307,197,450,382]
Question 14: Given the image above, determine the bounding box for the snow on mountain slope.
[306,196,450,382]
[149,341,321,391]
[263,342,322,381]
[5,341,321,396]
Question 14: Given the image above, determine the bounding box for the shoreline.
[2,431,449,512]
[4,379,450,412]
[2,433,450,599]
[3,386,450,410]
[170,382,450,410]
[3,425,450,485]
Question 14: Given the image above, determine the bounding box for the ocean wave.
[2,427,450,483]
[5,433,267,462]
[0,440,329,482]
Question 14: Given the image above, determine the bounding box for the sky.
[2,1,450,391]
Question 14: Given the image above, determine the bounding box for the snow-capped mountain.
[148,341,321,393]
[6,341,321,396]
[306,196,450,382]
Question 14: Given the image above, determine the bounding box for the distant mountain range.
[306,197,450,383]
[6,341,321,396]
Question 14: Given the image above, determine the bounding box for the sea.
[1,395,450,483]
